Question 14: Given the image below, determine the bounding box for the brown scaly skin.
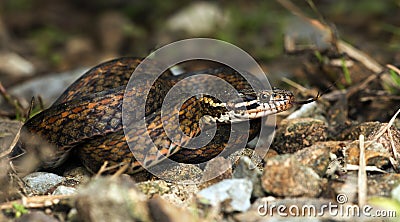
[14,57,294,174]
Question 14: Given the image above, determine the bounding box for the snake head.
[202,89,294,124]
[225,89,294,122]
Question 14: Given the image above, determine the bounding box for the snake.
[12,57,298,174]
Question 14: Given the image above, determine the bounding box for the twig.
[95,161,131,177]
[111,164,129,179]
[345,73,380,98]
[338,42,397,92]
[277,0,332,35]
[387,128,399,170]
[38,96,44,111]
[281,77,309,93]
[358,135,367,207]
[0,194,74,210]
[95,161,109,177]
[363,108,400,172]
[0,82,25,118]
[346,164,387,173]
[387,64,400,75]
[0,127,21,159]
[26,97,35,120]
[367,108,400,147]
[336,41,383,73]
[276,0,335,44]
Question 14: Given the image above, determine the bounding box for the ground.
[0,1,400,221]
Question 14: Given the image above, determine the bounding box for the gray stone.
[233,156,264,198]
[75,176,151,222]
[392,184,400,202]
[23,172,65,195]
[165,2,229,35]
[197,178,252,212]
[52,185,76,195]
[5,68,87,106]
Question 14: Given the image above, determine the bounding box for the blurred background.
[0,0,399,119]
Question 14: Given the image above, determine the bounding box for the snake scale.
[12,57,296,174]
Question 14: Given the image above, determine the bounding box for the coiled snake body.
[13,57,295,174]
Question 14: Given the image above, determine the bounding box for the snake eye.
[259,93,270,101]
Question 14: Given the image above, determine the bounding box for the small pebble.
[197,178,253,212]
[262,154,322,197]
[23,172,65,195]
[52,185,76,195]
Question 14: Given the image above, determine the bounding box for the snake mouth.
[227,99,293,123]
[232,99,293,120]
